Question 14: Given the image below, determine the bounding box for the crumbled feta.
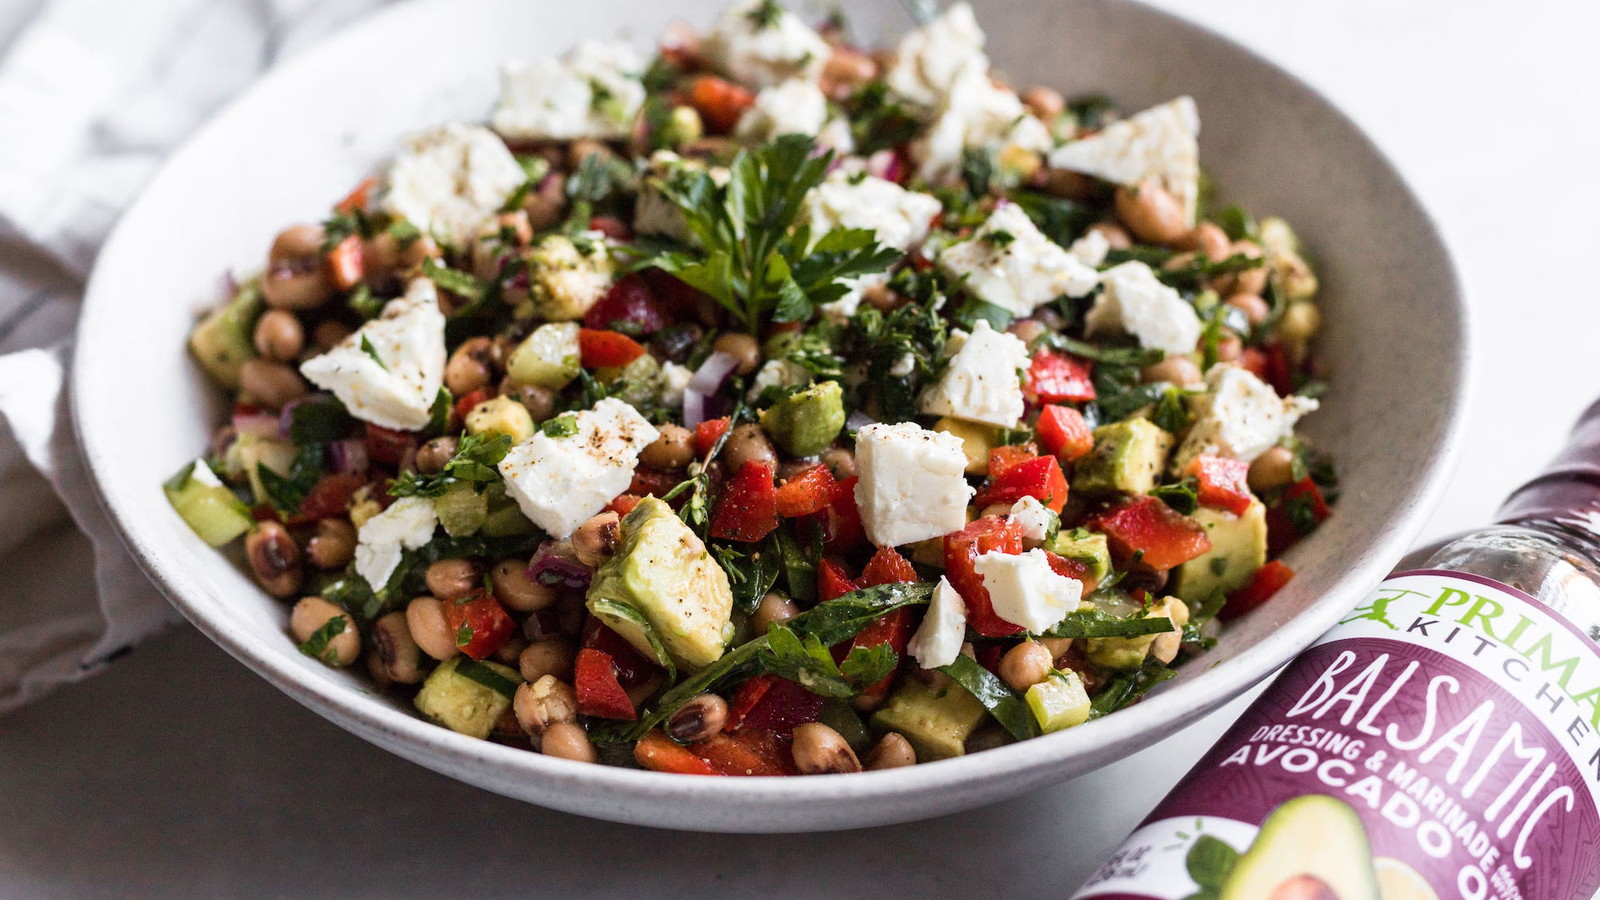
[633,151,732,246]
[884,2,987,107]
[1049,96,1202,223]
[747,358,811,400]
[913,59,1052,183]
[497,398,659,539]
[383,123,527,247]
[491,40,646,141]
[889,353,916,378]
[188,458,223,488]
[815,116,857,154]
[818,272,886,322]
[354,496,438,591]
[975,548,1084,633]
[735,78,829,143]
[300,279,447,431]
[908,576,968,669]
[937,203,1099,316]
[1008,496,1057,543]
[658,362,694,408]
[1067,228,1111,268]
[805,171,943,251]
[1173,363,1319,470]
[702,0,829,89]
[917,320,1031,428]
[1085,261,1203,355]
[854,422,974,547]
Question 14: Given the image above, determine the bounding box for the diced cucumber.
[413,657,521,739]
[480,483,536,537]
[227,434,297,506]
[188,281,263,389]
[163,459,252,546]
[434,482,488,537]
[506,322,581,389]
[1025,669,1092,733]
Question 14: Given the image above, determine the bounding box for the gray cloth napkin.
[0,0,391,713]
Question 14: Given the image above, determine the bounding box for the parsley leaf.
[711,539,782,615]
[1089,657,1177,718]
[842,80,923,155]
[541,412,579,438]
[939,653,1040,740]
[298,615,348,664]
[421,258,488,304]
[388,433,512,499]
[1041,609,1175,639]
[1150,477,1200,515]
[758,625,895,700]
[257,443,325,516]
[359,335,387,371]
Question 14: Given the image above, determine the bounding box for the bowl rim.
[70,0,1472,825]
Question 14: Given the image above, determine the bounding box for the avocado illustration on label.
[1371,857,1439,900]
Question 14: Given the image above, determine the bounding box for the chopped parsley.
[298,615,348,664]
[359,335,387,371]
[389,433,513,499]
[541,412,580,438]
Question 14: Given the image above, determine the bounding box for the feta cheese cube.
[1049,96,1202,223]
[908,576,968,669]
[1008,496,1057,543]
[702,0,829,89]
[937,203,1099,316]
[917,320,1031,428]
[299,279,447,431]
[491,40,646,141]
[354,496,438,591]
[884,2,987,107]
[1173,363,1319,470]
[913,60,1052,183]
[498,397,659,539]
[854,422,974,547]
[735,78,829,143]
[1067,228,1111,268]
[805,171,943,251]
[658,362,694,408]
[1085,261,1203,355]
[974,548,1084,633]
[383,123,527,247]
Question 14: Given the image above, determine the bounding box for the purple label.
[1074,571,1600,900]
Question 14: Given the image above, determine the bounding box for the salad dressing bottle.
[1073,400,1600,900]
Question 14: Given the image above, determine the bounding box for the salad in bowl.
[167,0,1333,777]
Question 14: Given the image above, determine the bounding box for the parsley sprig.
[389,433,512,499]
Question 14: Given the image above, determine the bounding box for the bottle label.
[1073,570,1600,900]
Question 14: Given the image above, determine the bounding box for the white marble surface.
[4,0,1600,896]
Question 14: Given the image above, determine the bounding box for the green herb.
[939,653,1040,741]
[641,57,683,94]
[319,208,370,253]
[455,622,475,648]
[984,229,1017,249]
[1212,206,1256,242]
[648,135,897,334]
[843,80,923,155]
[844,291,948,422]
[346,283,385,320]
[1157,250,1264,293]
[1150,477,1199,514]
[1089,656,1177,719]
[426,387,454,435]
[778,321,846,379]
[776,520,819,605]
[421,257,488,303]
[297,615,348,664]
[256,443,326,516]
[759,625,896,699]
[455,658,521,699]
[1046,334,1164,368]
[1182,592,1227,650]
[1104,245,1176,269]
[388,433,513,499]
[386,218,423,247]
[1066,93,1116,131]
[541,412,580,438]
[1041,610,1175,639]
[1151,386,1193,433]
[712,540,782,615]
[590,597,677,683]
[288,398,357,444]
[665,398,746,534]
[959,146,996,197]
[359,335,387,371]
[744,0,782,29]
[951,297,1014,333]
[1011,191,1100,247]
[564,149,635,226]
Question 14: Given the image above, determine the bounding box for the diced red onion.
[866,149,903,183]
[688,350,740,395]
[527,549,591,591]
[845,410,877,432]
[277,393,331,438]
[682,389,708,429]
[232,411,280,439]
[326,439,369,476]
[522,608,566,642]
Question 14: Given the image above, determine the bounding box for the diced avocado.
[1220,795,1381,900]
[586,497,735,670]
[413,657,521,740]
[760,380,846,457]
[656,105,704,149]
[1259,216,1319,303]
[1044,528,1112,584]
[1025,669,1092,733]
[506,322,581,389]
[1172,501,1268,604]
[465,395,535,444]
[163,459,252,546]
[1072,418,1173,495]
[434,481,488,537]
[871,677,989,762]
[933,416,996,475]
[1084,596,1187,670]
[188,281,262,389]
[598,353,663,410]
[526,233,614,321]
[225,434,297,507]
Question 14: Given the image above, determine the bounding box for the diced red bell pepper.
[1263,343,1294,397]
[639,268,706,317]
[451,388,491,425]
[628,465,682,499]
[587,216,633,242]
[289,473,364,525]
[1028,349,1096,404]
[945,516,1027,637]
[574,649,638,720]
[1185,455,1256,517]
[821,475,866,551]
[688,75,756,134]
[581,619,663,689]
[693,417,731,456]
[634,730,724,776]
[1266,477,1332,556]
[975,642,1005,676]
[364,423,415,466]
[818,558,859,602]
[334,175,377,214]
[860,547,918,587]
[606,494,644,517]
[1240,347,1270,382]
[1221,560,1296,620]
[326,234,364,292]
[710,460,778,542]
[1036,405,1095,464]
[847,547,918,699]
[689,730,797,776]
[1045,551,1101,595]
[583,273,671,336]
[442,592,517,661]
[974,454,1070,513]
[1087,496,1213,572]
[578,328,647,368]
[987,444,1040,480]
[726,674,823,736]
[775,464,837,518]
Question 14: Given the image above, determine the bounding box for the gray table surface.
[5,0,1600,897]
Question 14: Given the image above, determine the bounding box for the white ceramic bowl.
[73,0,1468,832]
